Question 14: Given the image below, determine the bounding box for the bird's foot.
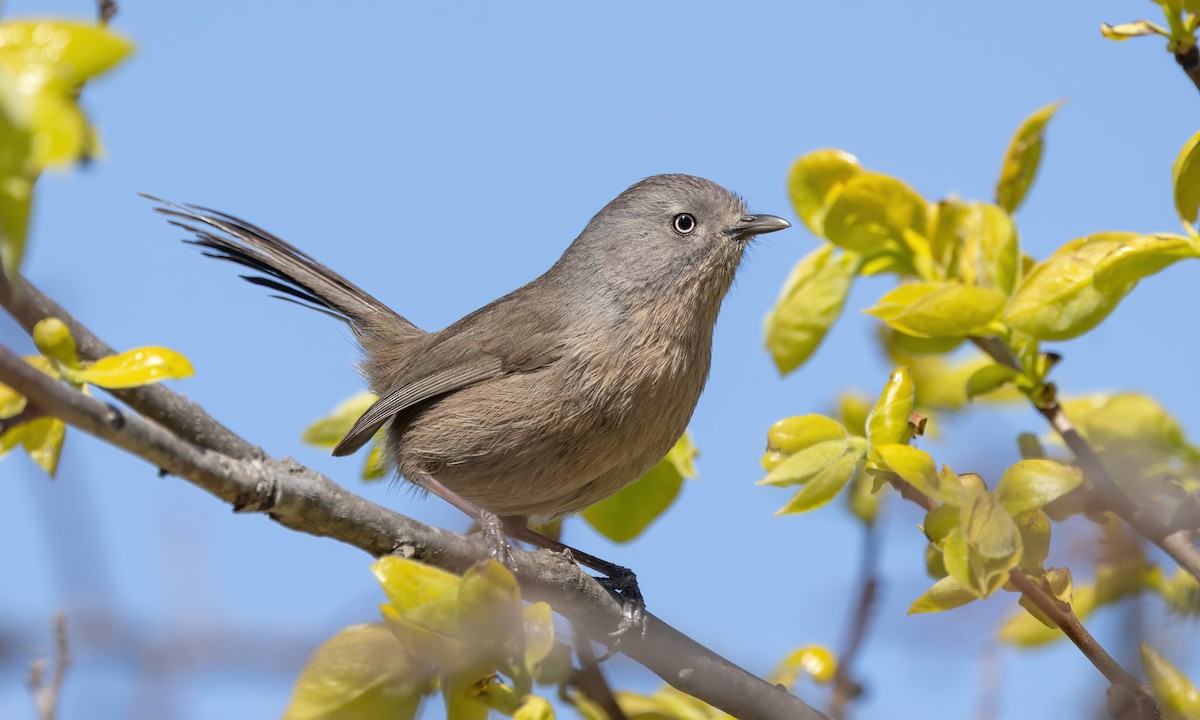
[479,510,516,572]
[595,565,646,658]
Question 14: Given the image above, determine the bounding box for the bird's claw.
[595,566,646,659]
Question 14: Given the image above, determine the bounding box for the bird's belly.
[389,360,702,518]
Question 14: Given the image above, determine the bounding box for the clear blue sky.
[2,1,1198,719]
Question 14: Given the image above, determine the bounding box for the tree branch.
[0,338,830,720]
[970,336,1200,582]
[1175,44,1200,95]
[828,522,879,719]
[27,613,70,720]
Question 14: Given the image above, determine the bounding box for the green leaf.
[822,172,928,257]
[372,557,461,615]
[304,392,379,448]
[759,436,861,487]
[995,101,1063,214]
[865,282,1007,339]
[1100,20,1168,40]
[363,441,389,480]
[836,392,872,438]
[0,379,25,418]
[908,576,979,614]
[769,645,839,687]
[871,443,940,499]
[1061,392,1189,458]
[846,465,884,525]
[0,21,133,277]
[773,440,865,514]
[1173,130,1200,229]
[866,367,914,446]
[1093,233,1198,291]
[6,416,65,476]
[282,624,432,720]
[69,346,194,389]
[1141,644,1200,720]
[965,363,1021,399]
[930,201,1020,294]
[1014,510,1052,572]
[994,459,1082,514]
[32,317,80,369]
[1004,232,1140,340]
[582,433,696,543]
[787,149,862,236]
[922,504,959,544]
[764,414,847,456]
[764,244,857,374]
[961,491,1022,559]
[512,696,555,720]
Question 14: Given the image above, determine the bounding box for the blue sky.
[2,2,1198,719]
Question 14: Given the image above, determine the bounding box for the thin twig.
[1175,45,1200,94]
[828,522,879,719]
[970,336,1200,582]
[571,623,628,720]
[27,613,70,720]
[98,0,117,24]
[0,340,830,720]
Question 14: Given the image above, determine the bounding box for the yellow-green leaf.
[908,576,979,614]
[961,491,1022,560]
[965,363,1021,400]
[282,624,432,720]
[372,557,460,615]
[759,436,862,487]
[363,440,389,480]
[582,433,696,543]
[1101,20,1168,40]
[922,504,960,545]
[14,416,65,476]
[769,645,839,687]
[822,172,928,258]
[32,317,79,368]
[765,414,847,457]
[304,391,379,448]
[866,368,915,446]
[522,603,555,668]
[1015,510,1052,572]
[871,443,940,499]
[1173,130,1200,229]
[774,442,864,514]
[1141,644,1200,720]
[999,585,1097,646]
[1004,232,1140,340]
[865,282,1007,339]
[994,459,1082,514]
[1061,392,1189,458]
[995,101,1062,214]
[1093,233,1198,291]
[846,465,884,525]
[71,346,194,389]
[764,244,857,374]
[513,696,555,720]
[930,201,1020,294]
[0,379,25,418]
[787,149,862,236]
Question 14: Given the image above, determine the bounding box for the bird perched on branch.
[148,174,789,639]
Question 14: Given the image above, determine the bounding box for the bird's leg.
[500,516,646,647]
[413,472,514,569]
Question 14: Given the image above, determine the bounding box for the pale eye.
[672,213,696,234]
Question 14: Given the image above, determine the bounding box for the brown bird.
[149,174,789,636]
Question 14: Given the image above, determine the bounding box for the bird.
[148,174,789,638]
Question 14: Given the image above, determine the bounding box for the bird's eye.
[672,213,696,235]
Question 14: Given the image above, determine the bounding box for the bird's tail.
[146,196,424,344]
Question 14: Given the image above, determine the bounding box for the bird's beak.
[730,214,791,237]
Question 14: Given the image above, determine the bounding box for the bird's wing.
[332,318,564,457]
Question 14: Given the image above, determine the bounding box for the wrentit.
[150,174,789,638]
